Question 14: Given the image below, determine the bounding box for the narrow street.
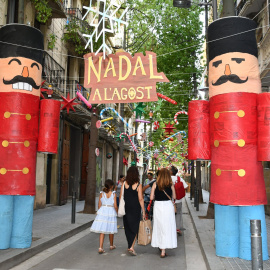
[10,201,207,270]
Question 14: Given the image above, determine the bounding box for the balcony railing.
[66,8,83,20]
[235,0,248,15]
[42,52,65,92]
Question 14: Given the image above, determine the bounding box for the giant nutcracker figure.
[188,17,269,260]
[0,24,60,249]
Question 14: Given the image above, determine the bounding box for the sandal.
[128,249,137,256]
[160,253,168,258]
[110,245,116,250]
[98,248,105,254]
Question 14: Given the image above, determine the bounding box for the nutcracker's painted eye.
[31,62,40,70]
[232,58,245,64]
[212,60,222,68]
[8,58,21,65]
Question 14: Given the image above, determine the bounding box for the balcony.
[48,0,67,19]
[42,52,65,93]
[236,0,265,18]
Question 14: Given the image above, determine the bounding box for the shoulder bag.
[118,182,125,217]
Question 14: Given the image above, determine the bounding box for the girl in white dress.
[90,179,118,254]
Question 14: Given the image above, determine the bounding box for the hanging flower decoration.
[149,141,154,147]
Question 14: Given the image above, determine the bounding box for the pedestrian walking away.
[150,168,177,258]
[120,166,145,256]
[170,165,188,236]
[90,179,118,254]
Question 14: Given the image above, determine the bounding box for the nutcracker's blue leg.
[0,195,13,249]
[10,195,34,248]
[215,204,239,257]
[239,205,268,260]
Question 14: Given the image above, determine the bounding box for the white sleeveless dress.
[90,191,118,234]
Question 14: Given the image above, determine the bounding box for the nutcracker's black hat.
[0,24,44,64]
[208,16,258,62]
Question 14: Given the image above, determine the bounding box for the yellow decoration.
[238,169,245,177]
[216,168,221,176]
[237,110,245,117]
[237,139,245,147]
[214,140,219,147]
[22,168,29,174]
[0,168,7,175]
[24,141,30,147]
[2,140,9,147]
[4,112,11,118]
[214,112,220,119]
[25,114,31,120]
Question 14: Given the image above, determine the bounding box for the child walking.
[90,179,118,254]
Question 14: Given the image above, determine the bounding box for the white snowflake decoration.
[83,0,129,59]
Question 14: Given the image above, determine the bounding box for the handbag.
[175,176,185,200]
[118,182,125,217]
[138,219,152,245]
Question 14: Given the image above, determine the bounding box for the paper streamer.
[129,133,138,137]
[157,92,177,105]
[100,107,129,129]
[161,131,186,143]
[135,119,151,124]
[120,133,138,153]
[174,111,188,124]
[76,91,92,109]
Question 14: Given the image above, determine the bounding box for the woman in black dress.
[119,166,145,256]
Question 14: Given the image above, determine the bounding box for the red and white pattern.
[174,111,188,125]
[120,133,138,153]
[149,141,154,147]
[153,121,160,130]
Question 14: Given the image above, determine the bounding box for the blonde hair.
[156,168,172,191]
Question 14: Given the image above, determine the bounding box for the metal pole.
[212,0,218,21]
[71,191,76,224]
[251,220,263,270]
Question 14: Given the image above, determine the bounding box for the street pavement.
[1,191,270,269]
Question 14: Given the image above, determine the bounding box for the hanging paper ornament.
[163,122,176,135]
[149,141,154,147]
[176,133,182,142]
[123,157,128,166]
[154,153,159,159]
[96,120,102,129]
[76,91,92,109]
[95,148,100,156]
[140,133,146,141]
[133,102,146,118]
[106,153,112,159]
[157,92,177,105]
[135,119,151,124]
[105,124,117,136]
[61,93,79,114]
[174,111,188,124]
[153,121,160,130]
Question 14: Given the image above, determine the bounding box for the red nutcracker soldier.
[188,17,269,260]
[0,24,60,249]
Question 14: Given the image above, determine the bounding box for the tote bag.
[118,182,125,217]
[138,219,152,245]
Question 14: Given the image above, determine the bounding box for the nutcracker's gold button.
[0,168,7,175]
[214,112,220,119]
[25,114,31,120]
[238,139,245,147]
[22,168,29,174]
[2,140,9,147]
[238,169,245,177]
[237,110,245,117]
[216,168,221,176]
[214,140,219,147]
[4,112,11,118]
[24,141,30,147]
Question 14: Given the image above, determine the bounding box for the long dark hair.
[103,179,114,193]
[126,166,139,186]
